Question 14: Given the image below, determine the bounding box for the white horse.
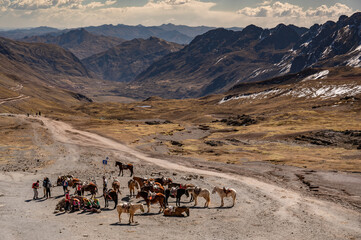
[212,186,236,207]
[188,187,211,208]
[117,202,144,224]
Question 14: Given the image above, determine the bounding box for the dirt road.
[0,114,360,240]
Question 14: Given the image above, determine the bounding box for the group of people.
[32,177,52,200]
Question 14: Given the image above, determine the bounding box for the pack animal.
[115,161,134,177]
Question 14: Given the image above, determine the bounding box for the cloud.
[0,0,358,29]
[237,1,353,19]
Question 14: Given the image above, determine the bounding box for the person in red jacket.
[32,180,39,200]
[65,190,71,211]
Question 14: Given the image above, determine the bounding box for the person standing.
[76,183,82,196]
[46,178,52,199]
[42,177,48,198]
[32,180,40,200]
[102,176,108,194]
[65,190,71,211]
[62,179,68,195]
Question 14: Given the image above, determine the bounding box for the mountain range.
[22,28,125,59]
[126,13,361,99]
[0,23,242,45]
[82,37,183,82]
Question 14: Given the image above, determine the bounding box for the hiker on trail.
[45,177,52,199]
[103,176,108,194]
[65,190,71,211]
[42,177,47,198]
[62,179,68,195]
[38,111,41,116]
[32,180,40,200]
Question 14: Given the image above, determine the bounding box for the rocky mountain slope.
[82,37,183,82]
[21,28,124,59]
[129,13,361,99]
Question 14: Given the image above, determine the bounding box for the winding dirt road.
[0,114,360,240]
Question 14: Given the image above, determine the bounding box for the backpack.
[32,183,37,188]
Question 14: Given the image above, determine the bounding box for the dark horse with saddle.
[115,161,134,177]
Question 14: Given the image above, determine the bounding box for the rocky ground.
[0,114,360,240]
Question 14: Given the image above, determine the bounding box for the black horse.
[103,189,118,209]
[115,161,134,177]
[165,188,189,207]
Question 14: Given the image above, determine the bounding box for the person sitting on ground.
[32,180,40,200]
[71,198,80,212]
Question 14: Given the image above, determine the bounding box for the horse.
[163,206,190,217]
[81,182,98,198]
[112,179,121,195]
[133,176,148,188]
[128,179,139,197]
[188,187,211,208]
[152,177,173,186]
[136,191,165,213]
[103,189,118,209]
[165,188,189,207]
[56,175,73,186]
[141,182,164,194]
[212,186,236,207]
[117,202,145,224]
[115,161,134,177]
[68,178,82,188]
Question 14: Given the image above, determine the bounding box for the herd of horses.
[55,161,237,224]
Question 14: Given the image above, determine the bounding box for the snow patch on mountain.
[219,84,361,104]
[302,70,329,82]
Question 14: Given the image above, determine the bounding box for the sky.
[0,0,360,29]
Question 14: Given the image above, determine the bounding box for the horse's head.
[115,161,120,167]
[212,187,217,194]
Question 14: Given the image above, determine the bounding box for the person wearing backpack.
[32,180,40,200]
[45,177,52,199]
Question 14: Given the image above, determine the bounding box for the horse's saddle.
[223,187,232,195]
[148,192,157,200]
[170,187,177,197]
[121,202,131,212]
[168,206,175,213]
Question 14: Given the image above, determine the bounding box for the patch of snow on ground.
[302,70,329,82]
[219,89,283,104]
[285,85,361,99]
[219,84,361,104]
[346,52,361,67]
[214,56,227,65]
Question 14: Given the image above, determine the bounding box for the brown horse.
[115,161,134,177]
[56,175,73,186]
[81,182,98,198]
[104,189,118,209]
[141,182,164,194]
[164,206,190,217]
[133,176,148,188]
[151,177,173,186]
[112,179,121,195]
[128,179,139,197]
[136,191,165,213]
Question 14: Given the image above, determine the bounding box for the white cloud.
[238,1,353,19]
[0,1,358,29]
